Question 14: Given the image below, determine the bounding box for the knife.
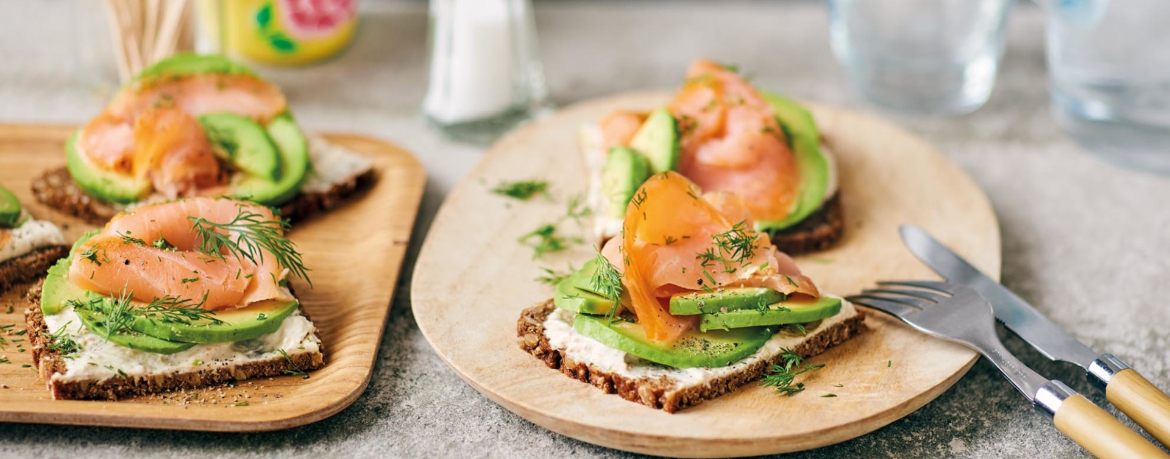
[900,224,1170,446]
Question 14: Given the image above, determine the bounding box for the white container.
[421,0,548,143]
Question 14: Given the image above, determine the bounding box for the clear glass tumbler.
[826,0,1014,115]
[1045,0,1170,174]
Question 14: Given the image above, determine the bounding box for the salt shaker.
[421,0,549,144]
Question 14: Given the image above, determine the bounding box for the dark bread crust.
[30,166,376,224]
[0,245,69,294]
[25,285,326,401]
[768,193,844,256]
[517,300,866,413]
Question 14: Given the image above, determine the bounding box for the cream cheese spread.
[302,135,374,194]
[543,298,857,389]
[0,215,67,263]
[42,305,321,383]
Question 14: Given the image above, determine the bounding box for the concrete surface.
[0,1,1168,458]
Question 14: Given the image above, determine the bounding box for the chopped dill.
[41,322,82,356]
[275,348,309,379]
[821,393,837,398]
[153,237,174,250]
[536,264,575,286]
[518,223,578,258]
[663,235,678,246]
[189,206,310,286]
[140,293,220,326]
[491,179,550,200]
[760,348,825,396]
[630,188,648,209]
[119,233,146,246]
[785,275,799,287]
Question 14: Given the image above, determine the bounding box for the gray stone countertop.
[1,1,1168,458]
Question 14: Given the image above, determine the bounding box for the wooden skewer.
[102,0,131,81]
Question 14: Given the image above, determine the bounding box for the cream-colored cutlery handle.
[1107,369,1170,446]
[1054,394,1169,459]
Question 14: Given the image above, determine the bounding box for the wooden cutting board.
[412,92,1000,457]
[0,124,425,432]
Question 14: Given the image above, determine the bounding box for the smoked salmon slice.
[601,172,819,342]
[599,58,802,222]
[77,73,288,198]
[69,197,296,310]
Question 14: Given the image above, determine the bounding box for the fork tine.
[846,295,920,317]
[876,280,955,294]
[861,288,946,304]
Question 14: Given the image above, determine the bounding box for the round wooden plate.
[411,92,1000,457]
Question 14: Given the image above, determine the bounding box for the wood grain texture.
[1108,369,1170,446]
[1054,394,1170,459]
[0,124,425,432]
[411,92,1001,457]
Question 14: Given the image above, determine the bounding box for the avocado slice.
[72,298,197,355]
[129,299,299,344]
[568,258,604,295]
[669,287,786,315]
[199,112,283,181]
[628,108,680,174]
[755,92,831,232]
[600,146,652,218]
[134,53,256,82]
[229,113,310,206]
[65,131,152,205]
[698,296,841,332]
[0,184,21,228]
[41,257,196,354]
[574,314,774,368]
[554,276,614,315]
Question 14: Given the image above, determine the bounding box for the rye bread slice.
[25,285,326,401]
[768,193,844,256]
[517,300,866,413]
[30,166,376,225]
[0,245,69,295]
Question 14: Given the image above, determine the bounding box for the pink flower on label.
[278,0,357,38]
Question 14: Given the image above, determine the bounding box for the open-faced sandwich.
[0,184,69,293]
[33,53,374,224]
[580,59,842,255]
[519,172,864,412]
[26,197,324,400]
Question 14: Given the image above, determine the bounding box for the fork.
[848,281,1168,459]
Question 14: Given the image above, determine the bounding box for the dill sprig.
[760,348,825,396]
[119,232,146,246]
[189,206,310,286]
[518,224,580,258]
[275,348,309,379]
[696,220,761,275]
[491,180,550,200]
[563,194,592,226]
[536,264,575,286]
[140,292,221,326]
[40,322,82,356]
[82,288,136,341]
[589,252,624,319]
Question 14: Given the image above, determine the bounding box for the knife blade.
[898,224,1098,369]
[899,224,1170,447]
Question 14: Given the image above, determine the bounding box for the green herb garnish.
[589,251,624,320]
[536,264,575,286]
[275,348,309,379]
[491,180,550,200]
[189,206,310,286]
[40,321,82,356]
[760,348,825,396]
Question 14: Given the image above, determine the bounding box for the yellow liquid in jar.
[197,0,357,65]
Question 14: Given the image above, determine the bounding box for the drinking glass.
[826,0,1014,115]
[1044,0,1170,174]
